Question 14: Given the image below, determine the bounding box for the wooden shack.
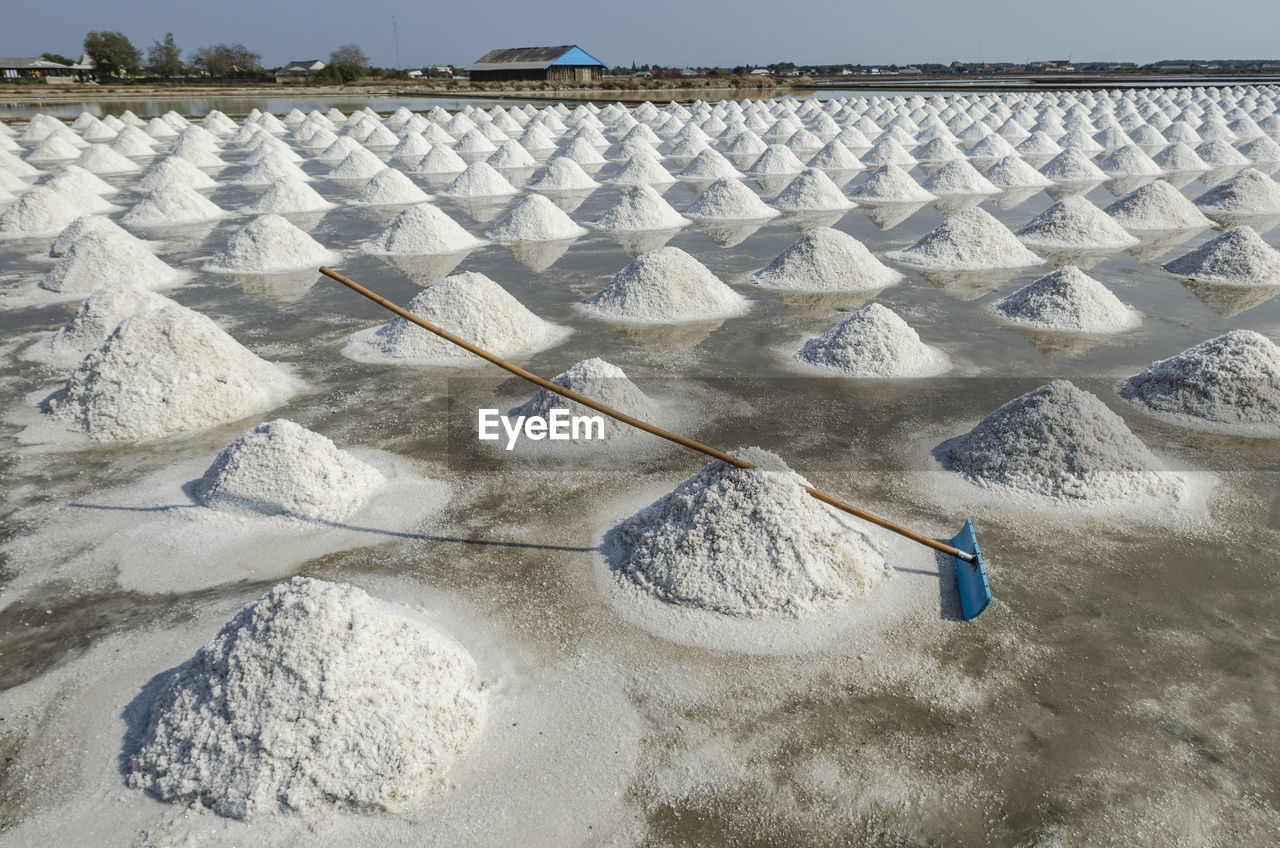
[465,45,605,84]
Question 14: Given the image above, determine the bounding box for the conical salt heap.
[983,155,1054,188]
[581,246,750,322]
[44,304,296,441]
[510,357,659,439]
[591,185,688,231]
[749,227,901,291]
[49,214,136,256]
[607,155,676,187]
[1192,168,1280,215]
[244,176,335,214]
[678,148,741,181]
[795,302,950,377]
[770,168,854,212]
[121,184,225,227]
[193,419,387,521]
[349,168,432,206]
[1195,140,1250,167]
[127,577,484,819]
[361,203,485,255]
[441,160,518,197]
[135,155,220,193]
[415,144,468,174]
[0,186,96,238]
[1161,226,1280,285]
[683,177,778,220]
[39,230,184,294]
[936,380,1182,502]
[204,214,339,274]
[993,266,1140,333]
[1103,180,1215,231]
[485,193,587,241]
[1014,195,1140,251]
[745,144,806,175]
[526,157,600,192]
[887,207,1043,269]
[75,144,142,175]
[919,158,1001,196]
[1040,148,1109,182]
[1153,142,1210,172]
[233,155,309,187]
[603,446,890,617]
[1098,144,1164,177]
[1119,330,1280,433]
[849,163,936,202]
[348,271,564,362]
[29,283,173,367]
[486,139,537,170]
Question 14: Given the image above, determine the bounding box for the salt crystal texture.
[127,577,484,819]
[1014,195,1140,250]
[510,357,659,439]
[581,247,750,323]
[205,214,340,274]
[749,227,901,291]
[887,207,1043,269]
[795,303,949,377]
[1161,226,1280,285]
[993,266,1140,333]
[604,446,890,617]
[485,193,587,241]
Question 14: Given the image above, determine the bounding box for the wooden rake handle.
[318,266,973,563]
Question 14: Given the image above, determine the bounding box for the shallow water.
[1,103,1279,846]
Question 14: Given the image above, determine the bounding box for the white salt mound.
[581,246,750,323]
[49,214,135,256]
[745,144,806,175]
[770,167,854,212]
[983,155,1054,188]
[205,214,339,274]
[39,230,183,294]
[887,207,1043,270]
[350,168,432,206]
[75,144,142,175]
[30,283,172,366]
[326,147,387,180]
[244,177,335,214]
[795,302,949,377]
[485,193,586,241]
[849,164,936,202]
[127,577,484,819]
[194,419,387,521]
[994,266,1140,333]
[135,155,219,193]
[349,271,564,362]
[607,155,676,187]
[919,158,1001,196]
[604,446,890,617]
[1103,180,1215,231]
[415,144,468,174]
[121,184,225,228]
[1161,226,1280,285]
[526,157,600,192]
[441,161,518,197]
[1040,148,1109,183]
[1015,195,1140,250]
[361,203,484,255]
[591,185,688,231]
[1119,330,1280,433]
[938,380,1181,502]
[0,186,87,238]
[45,304,296,442]
[749,227,901,291]
[1192,168,1280,215]
[683,177,778,220]
[510,357,658,438]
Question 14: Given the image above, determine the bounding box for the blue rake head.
[950,518,990,621]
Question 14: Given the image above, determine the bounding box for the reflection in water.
[1181,279,1280,317]
[1105,175,1157,197]
[991,187,1042,210]
[605,227,682,257]
[380,251,471,285]
[857,202,926,230]
[219,269,320,301]
[767,288,883,313]
[917,268,1014,300]
[534,189,595,214]
[606,318,726,347]
[930,194,984,216]
[1125,229,1202,263]
[692,219,765,248]
[503,238,577,273]
[1012,326,1118,360]
[1045,180,1103,200]
[1206,213,1280,235]
[782,211,847,233]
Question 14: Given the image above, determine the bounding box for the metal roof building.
[465,45,605,83]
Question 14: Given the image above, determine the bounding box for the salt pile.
[919,158,1001,196]
[28,283,172,366]
[983,154,1055,188]
[510,357,659,439]
[26,134,83,164]
[936,380,1180,502]
[1195,140,1250,167]
[807,139,863,171]
[39,230,184,294]
[1103,180,1215,231]
[1119,330,1280,433]
[1040,148,1109,182]
[486,139,537,170]
[349,168,432,206]
[121,184,226,227]
[993,266,1141,332]
[607,155,676,187]
[603,446,890,617]
[849,163,936,202]
[862,137,916,167]
[44,304,296,441]
[1015,195,1140,250]
[770,168,854,212]
[205,214,340,274]
[1192,168,1280,215]
[361,204,485,254]
[74,144,141,175]
[1154,142,1210,172]
[127,577,484,819]
[678,148,740,181]
[526,157,600,192]
[135,155,219,193]
[795,303,950,377]
[485,193,587,241]
[1239,136,1280,164]
[1161,226,1280,284]
[441,161,518,197]
[0,186,92,238]
[347,271,565,362]
[581,247,749,322]
[749,227,902,291]
[194,419,387,521]
[233,155,309,187]
[1098,144,1164,177]
[244,176,335,214]
[415,143,468,174]
[591,185,688,231]
[683,177,777,220]
[887,207,1043,269]
[108,126,159,157]
[48,214,135,256]
[557,137,608,166]
[745,144,805,175]
[326,147,387,180]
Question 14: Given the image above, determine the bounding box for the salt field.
[1,88,1279,847]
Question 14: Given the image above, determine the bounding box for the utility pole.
[393,16,401,69]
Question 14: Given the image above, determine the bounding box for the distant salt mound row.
[683,177,777,220]
[604,446,890,617]
[361,203,485,254]
[581,246,750,323]
[48,214,137,257]
[749,227,902,291]
[0,186,91,238]
[244,176,335,214]
[983,155,1054,188]
[887,207,1043,270]
[39,230,184,294]
[1119,330,1280,434]
[1161,226,1280,285]
[127,577,484,819]
[194,419,387,521]
[849,163,936,202]
[485,193,586,241]
[1192,168,1280,215]
[993,266,1140,333]
[135,155,219,193]
[349,168,432,206]
[347,271,565,363]
[441,160,518,197]
[1014,195,1140,251]
[510,357,659,439]
[591,184,688,231]
[44,304,297,442]
[1103,180,1215,231]
[770,167,854,212]
[919,158,1001,196]
[526,157,600,192]
[795,303,950,377]
[121,184,226,228]
[937,380,1182,502]
[27,283,173,366]
[205,214,340,274]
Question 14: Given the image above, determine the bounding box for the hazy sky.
[8,0,1280,69]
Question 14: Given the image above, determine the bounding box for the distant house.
[0,56,76,82]
[465,45,605,83]
[750,68,771,76]
[276,59,325,84]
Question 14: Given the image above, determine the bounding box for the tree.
[42,52,75,66]
[83,31,141,77]
[147,32,183,77]
[329,43,369,70]
[189,43,261,77]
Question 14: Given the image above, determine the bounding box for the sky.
[7,0,1280,70]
